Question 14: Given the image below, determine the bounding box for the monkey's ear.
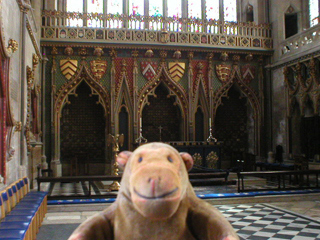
[116,151,132,170]
[180,152,194,172]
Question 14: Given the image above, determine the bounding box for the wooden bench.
[0,177,47,240]
[237,170,320,192]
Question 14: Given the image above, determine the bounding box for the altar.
[166,142,222,169]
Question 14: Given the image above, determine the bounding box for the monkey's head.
[116,142,193,220]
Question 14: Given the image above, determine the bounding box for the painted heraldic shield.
[60,59,78,80]
[90,60,108,80]
[216,64,232,83]
[241,64,255,84]
[141,61,158,81]
[168,62,185,82]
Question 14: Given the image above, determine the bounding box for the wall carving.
[284,57,320,116]
[45,45,264,157]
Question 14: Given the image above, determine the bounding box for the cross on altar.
[158,126,163,141]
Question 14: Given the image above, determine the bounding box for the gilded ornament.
[220,52,228,61]
[14,121,22,132]
[173,50,182,60]
[131,50,139,58]
[51,47,58,55]
[94,47,104,58]
[64,46,74,56]
[7,39,18,53]
[145,49,154,58]
[32,54,39,69]
[109,48,117,59]
[159,30,169,43]
[245,54,253,62]
[192,153,202,166]
[206,151,219,169]
[79,47,88,57]
[188,52,194,60]
[159,51,167,59]
[197,62,203,70]
[207,52,214,60]
[26,66,34,86]
[232,55,241,62]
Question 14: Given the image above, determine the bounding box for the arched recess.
[194,81,209,141]
[115,75,133,151]
[300,95,320,159]
[212,66,262,155]
[53,63,110,173]
[138,66,188,141]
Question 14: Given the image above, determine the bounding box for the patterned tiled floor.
[38,203,320,240]
[219,204,320,240]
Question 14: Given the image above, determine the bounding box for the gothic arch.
[212,64,262,153]
[138,64,188,122]
[53,62,110,162]
[115,74,133,149]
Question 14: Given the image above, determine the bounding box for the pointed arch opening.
[119,105,129,151]
[195,105,204,141]
[142,82,183,142]
[300,97,320,159]
[60,81,106,176]
[214,85,248,167]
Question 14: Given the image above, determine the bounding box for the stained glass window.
[129,0,144,15]
[87,0,103,13]
[310,0,319,27]
[168,0,181,18]
[108,0,123,14]
[66,0,83,27]
[206,0,219,20]
[87,0,103,27]
[188,0,201,19]
[224,0,237,22]
[149,0,163,17]
[66,0,83,12]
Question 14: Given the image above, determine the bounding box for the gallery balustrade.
[41,10,273,50]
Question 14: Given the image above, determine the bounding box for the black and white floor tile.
[218,204,320,240]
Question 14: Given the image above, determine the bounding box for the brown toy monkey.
[68,142,239,240]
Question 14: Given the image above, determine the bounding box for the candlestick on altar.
[207,118,217,143]
[135,117,148,144]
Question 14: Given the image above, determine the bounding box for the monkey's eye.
[138,157,143,163]
[167,157,173,163]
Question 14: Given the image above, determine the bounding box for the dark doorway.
[142,82,182,142]
[285,13,298,38]
[60,81,106,175]
[301,116,320,159]
[214,86,248,152]
[195,107,204,141]
[119,106,129,151]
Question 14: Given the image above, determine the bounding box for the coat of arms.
[168,62,185,82]
[216,64,232,83]
[90,60,108,80]
[141,61,158,81]
[60,59,78,80]
[241,64,255,84]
